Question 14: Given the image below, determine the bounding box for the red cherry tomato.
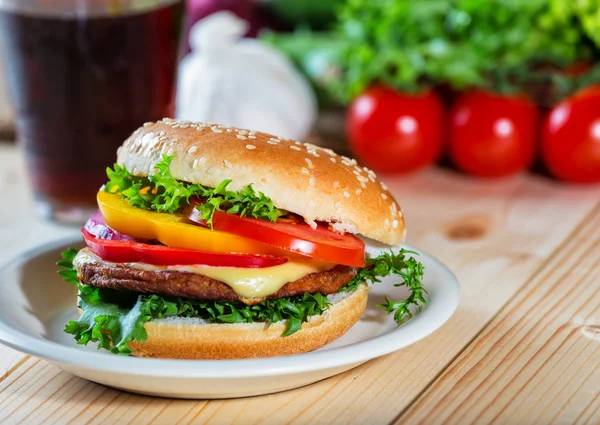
[448,91,539,178]
[542,86,600,183]
[81,229,288,268]
[346,86,444,174]
[184,200,366,267]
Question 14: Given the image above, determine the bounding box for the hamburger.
[58,118,426,359]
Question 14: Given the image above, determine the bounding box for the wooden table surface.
[0,142,599,425]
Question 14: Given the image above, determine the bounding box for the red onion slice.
[83,211,139,242]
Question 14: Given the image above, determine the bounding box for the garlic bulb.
[176,12,317,140]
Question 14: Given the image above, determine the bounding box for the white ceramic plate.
[0,236,459,399]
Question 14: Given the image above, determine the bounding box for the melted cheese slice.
[74,249,334,299]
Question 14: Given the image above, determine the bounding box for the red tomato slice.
[81,230,288,268]
[184,201,366,267]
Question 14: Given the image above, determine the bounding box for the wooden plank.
[0,141,599,423]
[0,354,28,383]
[399,206,600,425]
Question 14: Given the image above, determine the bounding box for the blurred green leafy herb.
[265,0,595,103]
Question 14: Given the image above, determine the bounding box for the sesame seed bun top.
[116,118,406,246]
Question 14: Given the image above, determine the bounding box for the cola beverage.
[0,0,184,223]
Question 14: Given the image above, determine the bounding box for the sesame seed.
[267,141,278,145]
[188,146,198,153]
[333,181,340,188]
[304,158,315,169]
[206,167,215,175]
[309,177,316,186]
[180,124,189,129]
[324,149,336,156]
[343,191,350,198]
[350,158,357,165]
[211,126,223,133]
[310,151,320,158]
[330,157,336,163]
[248,135,256,139]
[304,142,318,149]
[334,201,342,209]
[143,122,153,127]
[295,141,302,145]
[384,219,391,228]
[305,219,317,229]
[361,182,367,189]
[239,130,248,135]
[392,219,399,229]
[226,129,233,132]
[224,159,232,168]
[290,146,301,151]
[381,193,388,200]
[301,167,309,174]
[246,144,256,149]
[269,138,280,143]
[368,175,376,182]
[356,189,362,195]
[353,170,361,176]
[381,182,388,190]
[237,135,247,140]
[192,159,199,169]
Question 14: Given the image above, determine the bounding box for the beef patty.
[74,250,358,305]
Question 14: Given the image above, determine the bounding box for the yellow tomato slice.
[97,191,287,256]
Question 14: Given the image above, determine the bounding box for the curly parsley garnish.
[344,249,427,324]
[105,154,284,226]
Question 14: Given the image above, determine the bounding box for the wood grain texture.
[399,206,600,425]
[0,144,599,424]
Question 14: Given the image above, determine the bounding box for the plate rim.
[0,236,460,378]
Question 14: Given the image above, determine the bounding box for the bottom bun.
[128,285,368,360]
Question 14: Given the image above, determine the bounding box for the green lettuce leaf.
[64,285,334,354]
[104,154,284,225]
[64,286,147,355]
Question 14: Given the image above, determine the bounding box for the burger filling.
[58,154,426,355]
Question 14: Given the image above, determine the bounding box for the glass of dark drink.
[0,0,184,224]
